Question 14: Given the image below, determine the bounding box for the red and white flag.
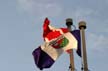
[43,18,69,42]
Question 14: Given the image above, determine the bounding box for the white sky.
[0,0,108,71]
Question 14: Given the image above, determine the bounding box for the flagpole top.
[79,21,87,29]
[66,18,73,26]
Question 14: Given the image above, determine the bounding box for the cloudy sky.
[0,0,108,71]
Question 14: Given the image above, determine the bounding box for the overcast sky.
[0,0,108,71]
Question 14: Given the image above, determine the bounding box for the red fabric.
[45,28,68,41]
[43,18,51,40]
[43,18,69,41]
[60,28,69,33]
[66,50,72,53]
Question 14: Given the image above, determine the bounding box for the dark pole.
[79,21,88,71]
[66,18,75,71]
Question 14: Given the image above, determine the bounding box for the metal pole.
[66,18,75,71]
[79,21,88,71]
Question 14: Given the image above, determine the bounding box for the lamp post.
[66,18,75,71]
[79,21,88,71]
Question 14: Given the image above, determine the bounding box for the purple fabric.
[71,30,81,57]
[32,46,55,70]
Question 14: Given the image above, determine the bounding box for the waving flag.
[32,32,78,70]
[71,30,81,57]
[42,18,82,52]
[32,18,81,70]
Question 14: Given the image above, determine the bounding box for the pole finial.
[66,18,73,26]
[79,21,86,29]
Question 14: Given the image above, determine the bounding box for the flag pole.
[79,21,88,71]
[66,18,75,71]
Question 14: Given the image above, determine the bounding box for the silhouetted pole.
[79,21,88,71]
[66,18,75,71]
